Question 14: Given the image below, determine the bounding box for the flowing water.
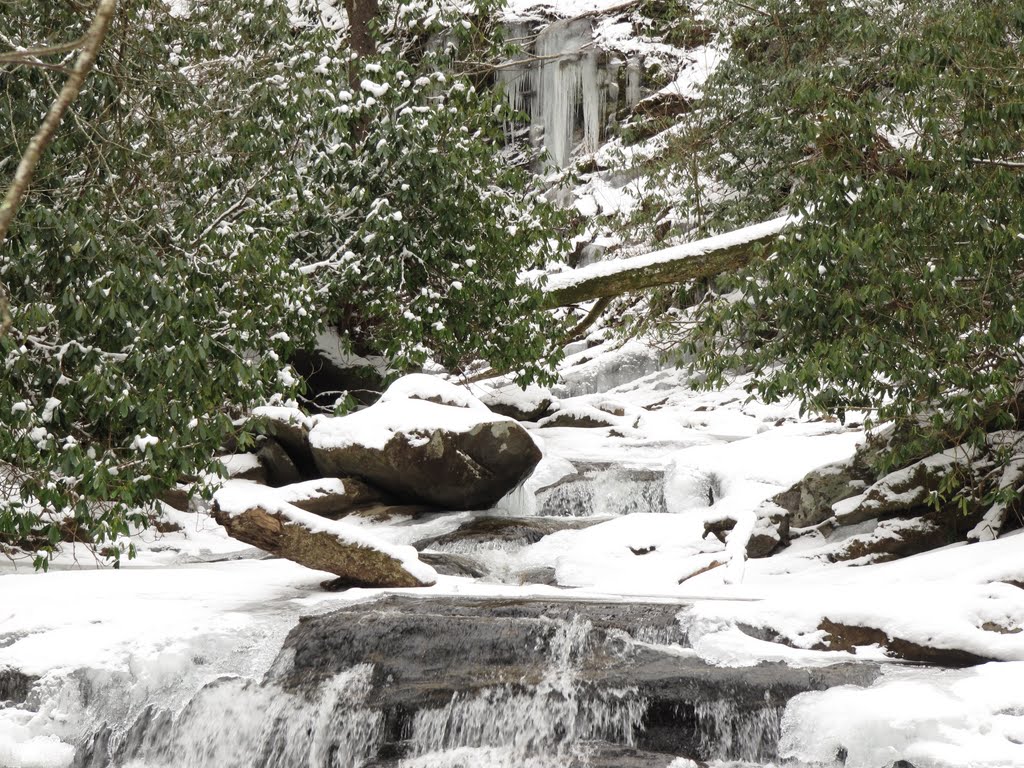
[53,596,880,768]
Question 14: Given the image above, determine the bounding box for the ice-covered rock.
[536,461,667,516]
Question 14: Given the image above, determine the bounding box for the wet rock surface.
[414,515,604,550]
[267,595,881,763]
[0,666,36,706]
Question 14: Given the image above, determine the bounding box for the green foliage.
[651,0,1024,465]
[1,0,566,566]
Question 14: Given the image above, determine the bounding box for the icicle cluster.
[499,18,622,168]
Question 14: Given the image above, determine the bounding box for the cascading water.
[57,596,882,768]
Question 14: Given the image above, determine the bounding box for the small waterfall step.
[81,595,883,767]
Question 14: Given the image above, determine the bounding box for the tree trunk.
[541,215,797,308]
[343,0,379,89]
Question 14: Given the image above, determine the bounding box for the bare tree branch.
[0,35,88,64]
[0,0,118,340]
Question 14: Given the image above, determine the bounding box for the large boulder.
[309,397,542,510]
[212,482,435,588]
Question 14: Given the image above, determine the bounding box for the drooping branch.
[0,0,118,340]
[541,215,798,308]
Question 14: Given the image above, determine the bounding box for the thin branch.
[564,296,611,343]
[0,0,118,340]
[0,35,88,63]
[970,157,1024,169]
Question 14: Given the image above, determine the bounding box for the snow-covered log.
[213,482,436,588]
[541,215,797,307]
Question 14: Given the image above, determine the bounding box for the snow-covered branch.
[540,214,798,308]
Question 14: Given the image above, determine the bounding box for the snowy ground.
[2,338,1023,768]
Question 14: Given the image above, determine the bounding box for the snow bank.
[780,663,1024,768]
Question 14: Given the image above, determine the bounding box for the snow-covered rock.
[309,398,542,510]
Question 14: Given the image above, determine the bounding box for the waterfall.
[75,665,385,768]
[695,698,784,763]
[406,617,645,761]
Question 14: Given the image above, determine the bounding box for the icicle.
[625,56,642,108]
[498,17,617,167]
[535,18,597,167]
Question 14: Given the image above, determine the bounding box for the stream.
[65,595,882,768]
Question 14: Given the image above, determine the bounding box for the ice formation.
[498,18,618,167]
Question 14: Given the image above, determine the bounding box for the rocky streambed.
[75,595,882,768]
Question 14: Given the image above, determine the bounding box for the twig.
[0,35,88,63]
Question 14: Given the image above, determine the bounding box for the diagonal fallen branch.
[0,0,119,340]
[541,214,799,308]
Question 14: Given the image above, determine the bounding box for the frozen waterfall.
[498,18,631,168]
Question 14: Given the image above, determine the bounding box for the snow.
[780,663,1024,768]
[309,397,518,452]
[2,345,1023,767]
[379,372,489,411]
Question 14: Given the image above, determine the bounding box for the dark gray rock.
[282,477,388,520]
[773,460,871,529]
[513,566,560,586]
[418,551,490,578]
[0,666,35,706]
[256,437,304,488]
[480,389,554,422]
[310,408,542,510]
[291,347,387,409]
[251,407,317,476]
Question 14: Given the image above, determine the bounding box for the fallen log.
[541,215,797,308]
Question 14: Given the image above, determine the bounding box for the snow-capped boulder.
[308,398,542,510]
[378,373,490,412]
[831,446,976,527]
[212,482,435,588]
[772,459,870,529]
[478,383,554,422]
[826,516,948,564]
[703,504,789,559]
